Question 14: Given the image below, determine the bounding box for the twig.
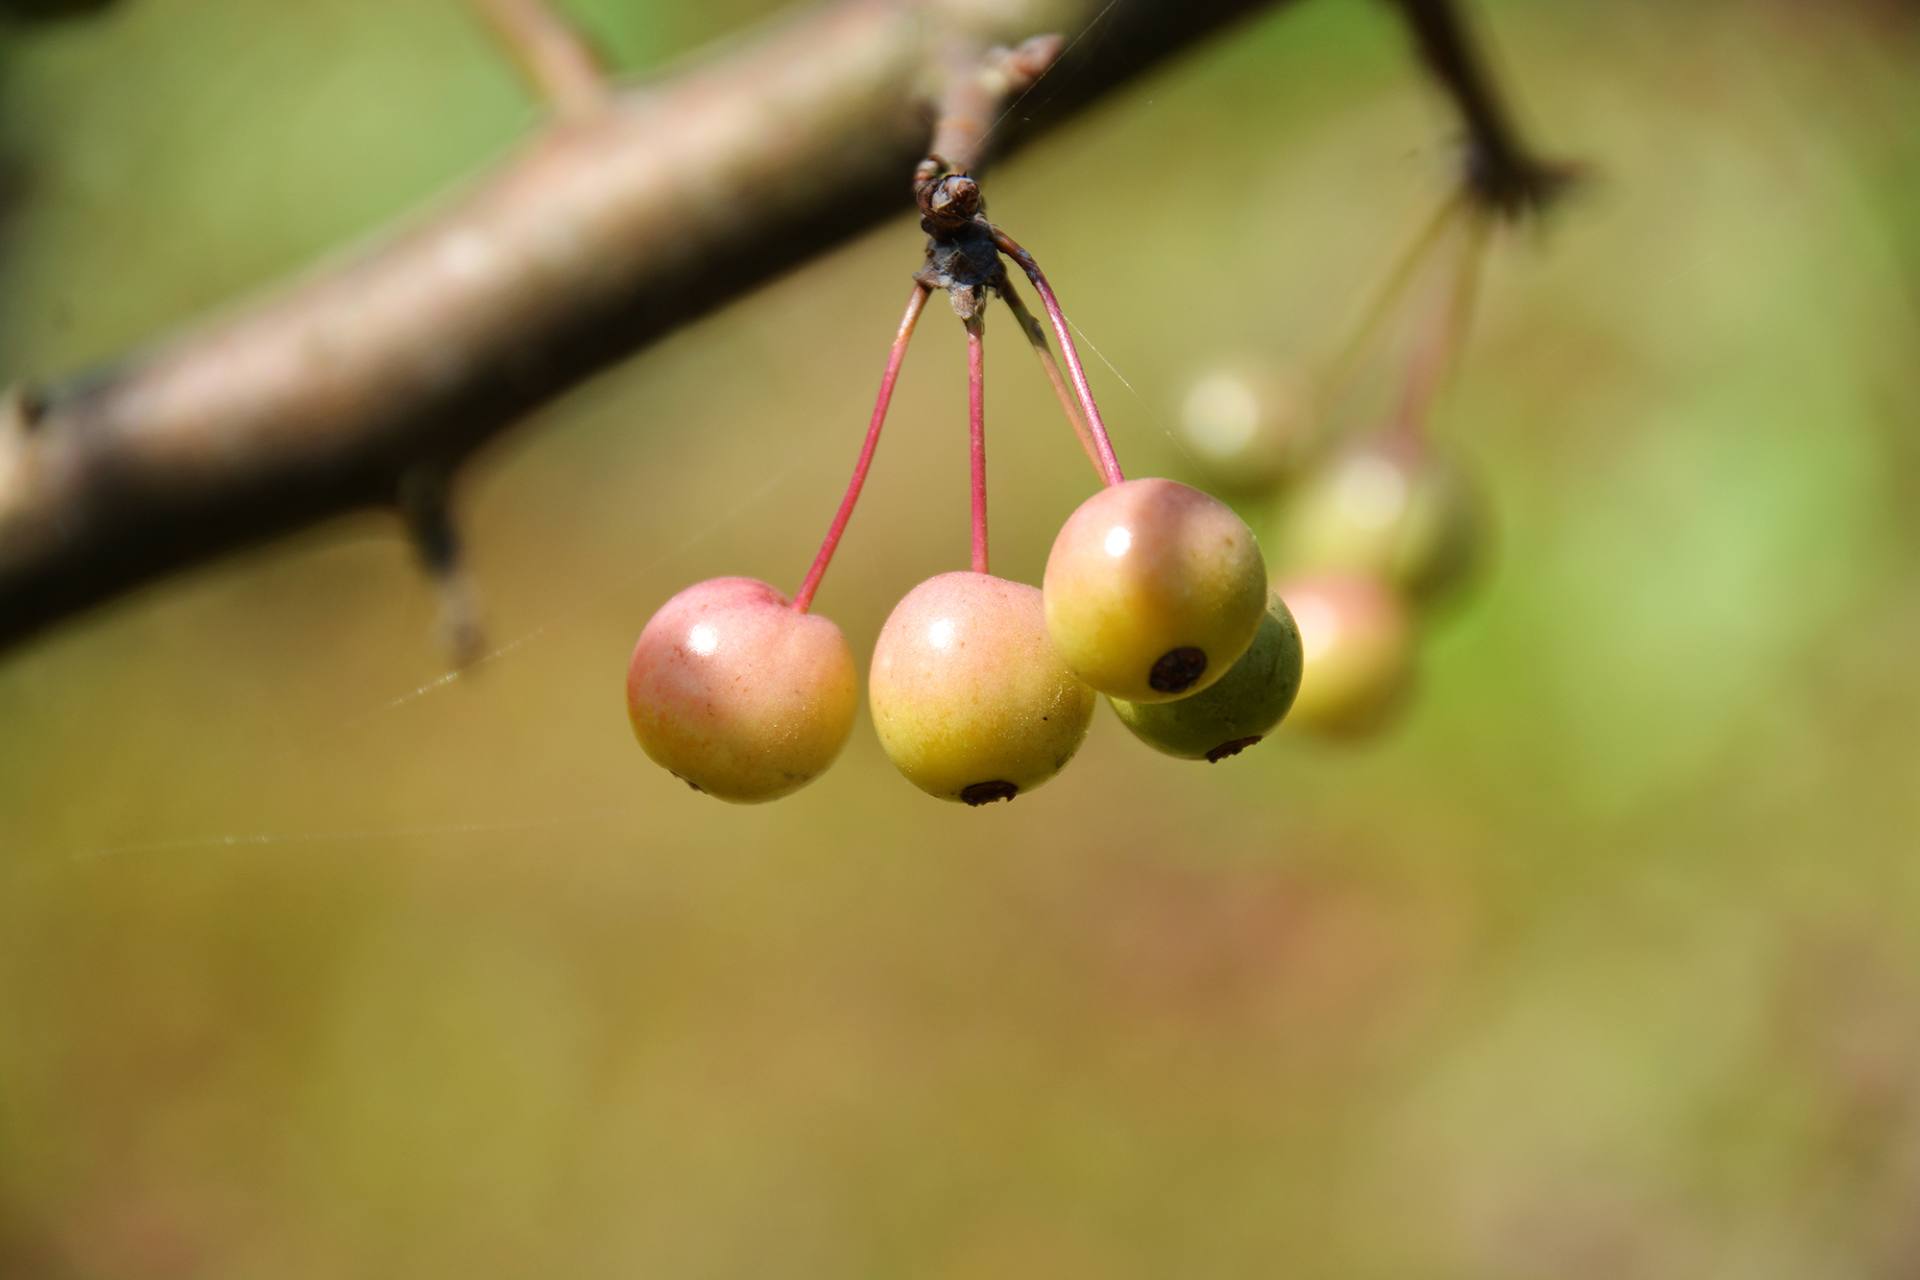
[398,467,485,665]
[927,33,1065,178]
[1386,0,1576,215]
[470,0,611,119]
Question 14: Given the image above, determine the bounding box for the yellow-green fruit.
[869,572,1095,805]
[1275,436,1482,605]
[1043,477,1267,704]
[1110,594,1304,761]
[626,577,858,802]
[1179,364,1318,493]
[1276,572,1415,737]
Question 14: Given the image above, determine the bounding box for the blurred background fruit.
[1177,362,1320,493]
[1275,571,1415,736]
[1270,432,1485,607]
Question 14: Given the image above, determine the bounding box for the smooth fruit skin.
[1110,594,1304,761]
[1179,364,1318,493]
[869,572,1095,805]
[1274,436,1482,605]
[1043,477,1267,704]
[626,577,857,802]
[1275,572,1415,737]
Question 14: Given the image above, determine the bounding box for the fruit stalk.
[966,315,990,575]
[1321,189,1466,401]
[989,227,1125,488]
[794,283,930,613]
[1393,212,1490,439]
[1000,281,1108,484]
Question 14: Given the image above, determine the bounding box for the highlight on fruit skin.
[869,571,1096,805]
[1273,435,1483,606]
[626,576,858,803]
[1178,364,1318,494]
[1275,572,1416,737]
[1109,593,1304,761]
[1042,477,1267,705]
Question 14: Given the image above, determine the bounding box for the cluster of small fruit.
[625,472,1299,806]
[624,191,1310,805]
[1175,203,1492,737]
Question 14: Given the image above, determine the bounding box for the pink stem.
[1394,213,1490,443]
[793,283,929,612]
[966,316,988,575]
[989,226,1125,487]
[1000,280,1106,484]
[1320,189,1466,403]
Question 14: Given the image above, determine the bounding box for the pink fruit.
[626,577,857,802]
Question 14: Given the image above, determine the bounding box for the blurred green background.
[4,0,1920,1275]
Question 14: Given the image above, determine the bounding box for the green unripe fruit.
[1043,477,1267,704]
[869,572,1096,805]
[1276,572,1415,737]
[1109,594,1304,761]
[1178,365,1318,493]
[626,577,858,802]
[1274,436,1482,605]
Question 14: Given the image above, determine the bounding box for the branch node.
[915,216,1004,320]
[913,35,1064,316]
[1392,0,1579,221]
[1461,137,1585,221]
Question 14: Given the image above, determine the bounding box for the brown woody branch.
[0,0,1556,656]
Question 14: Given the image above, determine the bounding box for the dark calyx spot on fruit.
[961,780,1019,807]
[1206,735,1262,763]
[671,772,703,794]
[1150,647,1208,694]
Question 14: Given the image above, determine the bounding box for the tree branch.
[0,0,1551,655]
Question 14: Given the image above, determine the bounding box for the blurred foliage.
[3,0,1920,1275]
